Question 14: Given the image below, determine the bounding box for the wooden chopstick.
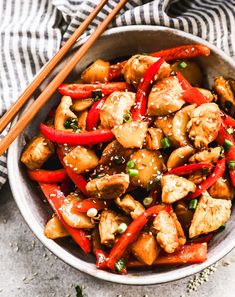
[0,0,108,134]
[0,0,128,156]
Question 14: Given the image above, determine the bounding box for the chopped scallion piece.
[223,139,233,152]
[143,197,153,206]
[189,199,198,210]
[91,89,102,100]
[126,160,135,169]
[179,61,188,69]
[229,160,235,169]
[115,258,126,272]
[117,223,127,234]
[64,118,79,131]
[161,137,171,148]
[127,168,138,177]
[123,113,132,123]
[226,128,234,135]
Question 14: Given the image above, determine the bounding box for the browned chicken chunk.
[100,91,135,129]
[131,233,161,265]
[189,147,221,164]
[147,76,185,116]
[63,146,98,174]
[187,103,221,148]
[189,191,231,238]
[86,173,130,199]
[44,215,69,239]
[161,174,196,204]
[115,194,145,219]
[145,128,164,150]
[21,136,54,170]
[152,210,179,253]
[170,211,186,245]
[99,210,129,245]
[209,177,235,200]
[122,55,171,87]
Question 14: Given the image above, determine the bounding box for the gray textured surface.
[0,182,234,297]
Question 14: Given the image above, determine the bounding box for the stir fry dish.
[21,44,235,274]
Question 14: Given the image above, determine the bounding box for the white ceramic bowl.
[8,26,235,285]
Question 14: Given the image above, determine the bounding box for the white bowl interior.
[8,26,235,285]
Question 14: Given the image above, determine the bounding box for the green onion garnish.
[126,160,135,169]
[117,223,127,234]
[223,139,233,152]
[123,113,132,123]
[179,61,188,69]
[64,118,79,131]
[189,199,198,210]
[226,128,234,135]
[115,258,126,272]
[143,197,153,206]
[127,168,139,177]
[161,137,171,148]
[229,160,235,169]
[91,90,102,100]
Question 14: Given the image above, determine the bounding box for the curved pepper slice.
[150,44,210,61]
[39,183,91,253]
[86,97,106,131]
[165,162,213,176]
[132,58,165,121]
[72,198,109,213]
[106,204,170,271]
[186,158,226,199]
[40,123,114,146]
[27,168,67,183]
[58,82,130,99]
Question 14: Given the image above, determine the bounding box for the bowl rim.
[8,25,235,285]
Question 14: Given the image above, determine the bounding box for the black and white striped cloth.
[0,0,235,188]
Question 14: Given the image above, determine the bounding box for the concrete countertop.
[0,182,234,297]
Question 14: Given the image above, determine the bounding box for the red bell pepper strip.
[72,198,109,213]
[39,183,91,253]
[58,82,130,99]
[216,123,235,186]
[150,44,210,61]
[27,168,67,183]
[109,61,127,81]
[186,158,226,199]
[127,243,207,268]
[95,249,108,270]
[165,162,213,176]
[40,123,114,146]
[189,233,213,244]
[57,148,88,196]
[176,72,209,105]
[131,58,165,121]
[106,204,170,270]
[86,97,106,131]
[221,113,235,127]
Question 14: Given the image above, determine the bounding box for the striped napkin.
[0,0,234,188]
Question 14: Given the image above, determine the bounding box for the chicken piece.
[21,136,54,170]
[147,76,185,116]
[152,210,179,253]
[61,196,94,229]
[145,128,163,150]
[44,215,69,239]
[167,146,195,169]
[76,110,88,131]
[188,170,208,185]
[170,211,186,245]
[189,147,221,164]
[122,55,171,87]
[63,146,98,174]
[161,175,196,204]
[131,233,161,265]
[112,121,148,149]
[99,210,129,245]
[189,191,231,238]
[54,96,77,131]
[115,194,145,219]
[81,59,110,83]
[129,149,165,189]
[187,103,221,148]
[213,76,235,115]
[209,177,235,200]
[174,201,194,234]
[100,91,135,129]
[72,98,94,112]
[86,173,129,199]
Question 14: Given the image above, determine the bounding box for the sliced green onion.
[189,199,198,210]
[123,113,132,123]
[117,223,127,234]
[229,160,235,169]
[115,258,126,272]
[64,118,79,131]
[127,168,139,177]
[179,61,188,69]
[126,160,135,169]
[161,137,171,148]
[91,90,102,100]
[223,139,233,152]
[226,128,234,135]
[143,197,153,207]
[113,155,125,165]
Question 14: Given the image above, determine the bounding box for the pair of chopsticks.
[0,0,128,156]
